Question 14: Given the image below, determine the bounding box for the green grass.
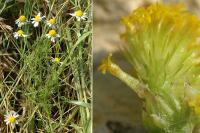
[0,0,92,132]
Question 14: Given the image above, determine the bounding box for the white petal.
[81,17,86,20]
[4,114,9,118]
[46,34,51,38]
[16,114,19,117]
[10,111,15,115]
[11,123,15,127]
[56,34,60,38]
[70,13,75,17]
[51,37,55,42]
[37,13,41,17]
[46,22,51,27]
[34,22,39,27]
[41,16,46,19]
[76,17,81,21]
[13,33,19,39]
[83,15,88,18]
[15,19,19,24]
[18,23,23,27]
[22,34,28,37]
[14,114,19,117]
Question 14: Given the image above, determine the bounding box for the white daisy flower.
[70,10,87,21]
[51,57,63,64]
[46,18,56,27]
[13,29,28,39]
[45,29,60,42]
[31,13,45,27]
[15,15,28,27]
[4,111,19,127]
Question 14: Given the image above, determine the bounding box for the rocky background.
[93,0,200,133]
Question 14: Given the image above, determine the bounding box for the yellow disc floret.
[49,18,56,25]
[19,15,26,22]
[35,15,40,22]
[54,57,60,63]
[8,116,16,123]
[17,30,24,36]
[48,30,56,37]
[121,3,200,36]
[75,10,83,17]
[98,54,113,74]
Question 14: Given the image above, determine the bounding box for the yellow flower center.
[8,116,15,123]
[35,15,40,22]
[48,30,56,37]
[54,57,60,63]
[121,3,200,35]
[17,30,24,36]
[49,18,56,25]
[75,10,83,17]
[98,54,119,75]
[19,15,26,22]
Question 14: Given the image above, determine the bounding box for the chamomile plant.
[0,0,91,132]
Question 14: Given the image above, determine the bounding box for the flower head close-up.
[99,2,200,133]
[70,10,87,21]
[46,29,60,42]
[15,15,28,27]
[46,18,56,27]
[52,57,63,65]
[13,29,28,39]
[121,3,200,89]
[4,111,19,127]
[31,13,45,27]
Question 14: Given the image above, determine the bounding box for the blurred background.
[93,0,200,133]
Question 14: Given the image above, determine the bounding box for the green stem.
[99,54,147,98]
